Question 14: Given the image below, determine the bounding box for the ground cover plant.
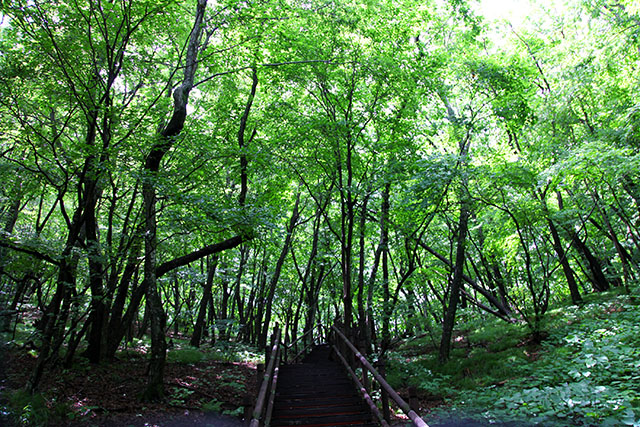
[387,292,640,426]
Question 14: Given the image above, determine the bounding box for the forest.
[0,0,639,425]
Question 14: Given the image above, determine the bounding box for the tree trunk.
[105,225,144,359]
[548,218,582,304]
[356,192,369,348]
[191,255,218,347]
[1,196,22,332]
[27,157,92,392]
[141,177,168,401]
[85,182,107,363]
[380,183,392,351]
[589,187,632,288]
[141,0,207,401]
[259,194,301,348]
[538,193,582,304]
[439,199,470,364]
[571,233,610,292]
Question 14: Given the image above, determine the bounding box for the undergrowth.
[1,335,261,425]
[390,292,640,426]
[167,340,263,365]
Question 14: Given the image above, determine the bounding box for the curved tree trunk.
[141,0,207,401]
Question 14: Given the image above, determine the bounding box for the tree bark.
[191,255,218,347]
[141,0,207,401]
[538,192,582,305]
[259,194,301,348]
[418,242,512,320]
[356,192,369,349]
[380,183,392,351]
[439,199,470,363]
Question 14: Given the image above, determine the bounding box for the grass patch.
[204,341,263,364]
[167,347,204,364]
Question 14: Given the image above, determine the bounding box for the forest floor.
[388,291,640,426]
[3,291,640,426]
[1,333,259,426]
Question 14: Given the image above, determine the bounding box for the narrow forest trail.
[271,344,377,427]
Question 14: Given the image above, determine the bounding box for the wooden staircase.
[271,344,377,427]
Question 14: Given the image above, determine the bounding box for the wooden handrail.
[286,327,314,350]
[284,324,323,363]
[331,325,429,427]
[250,327,282,427]
[284,328,313,363]
[331,344,389,427]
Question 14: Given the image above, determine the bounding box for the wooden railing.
[249,326,282,427]
[330,325,429,427]
[283,324,324,363]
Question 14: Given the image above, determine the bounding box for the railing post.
[358,339,370,392]
[257,363,265,392]
[361,359,370,393]
[243,394,253,426]
[251,327,282,427]
[378,359,391,424]
[409,386,419,413]
[331,325,429,427]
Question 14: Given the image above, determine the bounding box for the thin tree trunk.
[589,187,632,288]
[356,192,369,347]
[538,193,582,304]
[259,194,301,348]
[85,183,107,363]
[191,255,218,347]
[438,199,470,363]
[419,242,512,320]
[380,183,392,351]
[27,154,93,392]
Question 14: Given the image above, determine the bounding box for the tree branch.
[156,234,248,278]
[0,239,60,266]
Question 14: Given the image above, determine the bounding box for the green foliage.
[1,0,639,422]
[223,406,245,417]
[6,390,50,426]
[167,347,204,364]
[202,399,223,413]
[414,294,640,425]
[164,340,262,365]
[202,399,243,417]
[168,387,195,407]
[205,341,263,364]
[4,390,78,426]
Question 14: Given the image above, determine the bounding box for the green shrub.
[202,399,223,413]
[442,294,640,425]
[7,390,50,426]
